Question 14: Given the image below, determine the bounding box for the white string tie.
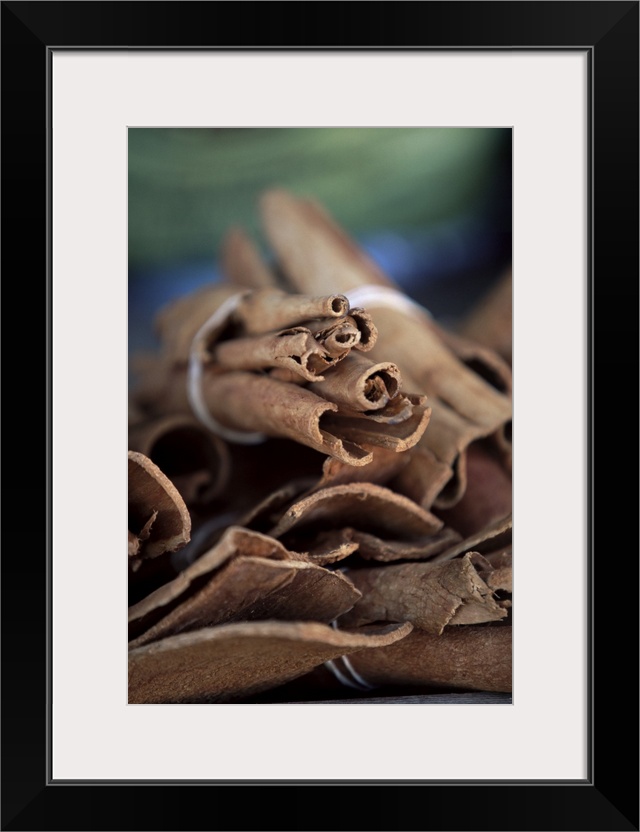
[324,619,376,691]
[186,291,267,444]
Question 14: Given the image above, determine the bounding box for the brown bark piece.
[233,287,349,336]
[459,267,513,365]
[479,550,513,594]
[128,620,413,703]
[391,445,454,510]
[196,371,373,464]
[213,327,334,381]
[128,451,191,560]
[315,526,462,563]
[155,282,241,365]
[129,555,361,649]
[128,529,140,557]
[431,513,512,563]
[339,553,507,633]
[345,623,512,693]
[319,395,430,454]
[312,352,402,412]
[260,189,395,293]
[435,444,512,538]
[259,189,512,507]
[316,444,413,491]
[128,414,230,506]
[305,308,377,353]
[269,482,443,543]
[129,526,293,630]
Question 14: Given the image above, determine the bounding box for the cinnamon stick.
[342,623,512,693]
[128,620,413,703]
[259,189,512,508]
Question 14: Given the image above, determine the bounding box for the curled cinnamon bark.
[134,359,430,466]
[434,444,512,538]
[155,283,351,367]
[234,287,349,335]
[270,483,443,551]
[129,526,292,635]
[430,512,512,563]
[307,526,462,563]
[338,553,508,633]
[212,326,334,381]
[128,414,230,506]
[128,451,191,562]
[259,189,512,508]
[342,622,512,693]
[312,352,402,412]
[128,620,413,703]
[128,527,361,648]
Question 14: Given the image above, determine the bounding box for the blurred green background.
[128,127,511,359]
[129,127,510,270]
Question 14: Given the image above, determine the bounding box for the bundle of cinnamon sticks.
[128,189,512,703]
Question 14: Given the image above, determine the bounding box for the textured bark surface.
[338,553,507,633]
[346,623,512,693]
[128,451,191,561]
[259,189,512,509]
[128,620,413,704]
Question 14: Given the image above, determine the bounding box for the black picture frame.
[2,2,638,830]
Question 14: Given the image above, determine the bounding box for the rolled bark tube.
[359,312,512,450]
[155,283,351,365]
[319,396,430,454]
[260,189,396,294]
[128,620,413,704]
[189,370,375,465]
[343,308,377,351]
[304,316,362,356]
[128,414,230,506]
[212,326,332,381]
[233,287,350,335]
[305,307,377,353]
[337,393,415,424]
[342,623,512,693]
[259,189,512,503]
[312,352,402,411]
[134,357,429,464]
